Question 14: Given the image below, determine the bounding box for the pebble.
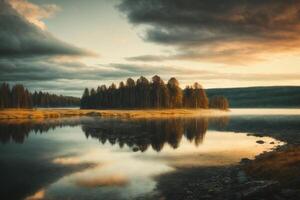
[132,146,139,152]
[237,171,248,183]
[256,140,265,144]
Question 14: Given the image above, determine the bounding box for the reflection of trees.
[0,119,80,144]
[82,118,209,152]
[209,116,230,130]
[0,116,230,149]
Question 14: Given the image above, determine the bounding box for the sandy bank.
[0,108,228,120]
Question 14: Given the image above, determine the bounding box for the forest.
[0,77,229,110]
[0,83,80,108]
[81,75,229,110]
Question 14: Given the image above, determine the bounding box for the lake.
[0,109,299,200]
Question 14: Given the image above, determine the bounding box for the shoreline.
[0,108,228,120]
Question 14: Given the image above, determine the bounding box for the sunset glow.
[1,0,300,96]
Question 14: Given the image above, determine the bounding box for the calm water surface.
[1,109,300,200]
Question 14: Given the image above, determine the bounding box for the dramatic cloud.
[119,0,300,63]
[1,0,299,95]
[0,0,96,94]
[9,0,60,29]
[2,58,299,96]
[0,60,201,82]
[0,0,93,58]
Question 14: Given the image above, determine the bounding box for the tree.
[125,78,136,108]
[183,86,193,108]
[209,96,229,110]
[90,88,96,108]
[193,82,208,108]
[118,81,126,108]
[136,76,150,108]
[108,83,117,108]
[81,88,90,109]
[0,83,11,108]
[11,84,31,108]
[151,75,169,108]
[167,77,182,108]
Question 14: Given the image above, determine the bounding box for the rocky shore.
[146,124,300,200]
[149,156,299,200]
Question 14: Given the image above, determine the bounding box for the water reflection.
[82,118,209,152]
[0,113,294,200]
[0,117,231,151]
[0,118,80,144]
[1,114,296,148]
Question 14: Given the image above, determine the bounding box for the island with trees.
[0,76,229,119]
[81,75,229,110]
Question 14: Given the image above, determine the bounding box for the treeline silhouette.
[81,75,228,109]
[32,91,80,108]
[209,96,229,110]
[0,83,80,108]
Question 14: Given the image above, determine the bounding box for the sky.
[1,0,300,96]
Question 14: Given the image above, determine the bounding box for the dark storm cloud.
[0,0,93,58]
[119,0,300,63]
[0,0,96,94]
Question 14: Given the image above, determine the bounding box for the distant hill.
[206,86,300,108]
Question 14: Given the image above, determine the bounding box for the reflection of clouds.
[46,146,173,199]
[134,131,282,168]
[2,116,285,200]
[53,157,83,165]
[74,174,128,188]
[25,189,45,200]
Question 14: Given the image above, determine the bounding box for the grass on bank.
[244,146,300,188]
[0,108,228,120]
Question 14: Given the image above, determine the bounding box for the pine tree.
[126,78,135,108]
[167,77,182,108]
[193,82,208,108]
[81,88,90,109]
[209,96,229,110]
[0,83,11,108]
[136,76,150,108]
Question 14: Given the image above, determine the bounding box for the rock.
[242,181,279,199]
[256,140,265,144]
[235,193,242,200]
[253,134,264,137]
[132,146,139,152]
[208,188,215,194]
[273,195,285,200]
[223,177,232,184]
[243,180,267,187]
[237,171,248,183]
[240,158,252,165]
[200,195,212,199]
[280,189,297,198]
